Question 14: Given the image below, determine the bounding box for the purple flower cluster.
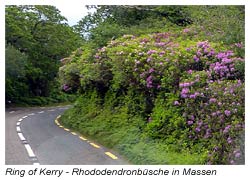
[183,28,190,33]
[149,68,155,73]
[209,60,236,79]
[193,55,199,62]
[204,129,212,139]
[147,49,157,55]
[179,82,194,88]
[153,32,170,42]
[233,150,241,158]
[234,42,243,48]
[95,54,100,59]
[224,110,231,116]
[140,72,146,78]
[227,137,233,144]
[155,42,166,47]
[179,81,200,99]
[140,38,149,44]
[189,92,200,99]
[209,98,217,103]
[63,84,70,92]
[147,57,152,62]
[174,101,180,105]
[146,75,153,88]
[223,125,231,134]
[216,51,234,59]
[195,41,216,58]
[194,120,203,133]
[187,69,193,74]
[181,88,189,98]
[135,60,140,64]
[197,41,210,49]
[159,51,165,56]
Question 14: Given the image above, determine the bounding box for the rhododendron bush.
[59,28,244,164]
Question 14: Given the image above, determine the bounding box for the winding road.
[5,105,128,165]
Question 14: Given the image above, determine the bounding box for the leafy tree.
[5,5,83,102]
[5,44,29,102]
[73,5,192,47]
[188,6,244,45]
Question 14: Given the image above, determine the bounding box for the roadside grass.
[59,93,207,165]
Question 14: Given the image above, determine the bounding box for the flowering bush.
[59,28,244,164]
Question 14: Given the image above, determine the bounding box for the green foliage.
[60,89,206,164]
[74,5,191,48]
[49,5,246,164]
[74,5,244,51]
[59,23,244,164]
[145,93,186,140]
[5,44,30,103]
[188,6,244,46]
[5,5,83,105]
[5,44,28,78]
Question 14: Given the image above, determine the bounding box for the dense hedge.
[59,28,244,164]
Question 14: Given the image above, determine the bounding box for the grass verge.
[59,93,207,165]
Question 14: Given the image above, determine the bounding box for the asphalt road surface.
[5,105,128,165]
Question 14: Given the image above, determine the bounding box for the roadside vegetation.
[5,5,82,106]
[59,6,245,164]
[6,5,244,164]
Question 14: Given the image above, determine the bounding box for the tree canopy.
[6,5,83,104]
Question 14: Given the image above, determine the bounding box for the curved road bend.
[5,106,128,165]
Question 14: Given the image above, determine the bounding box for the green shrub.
[59,27,244,164]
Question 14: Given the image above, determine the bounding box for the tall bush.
[59,27,244,164]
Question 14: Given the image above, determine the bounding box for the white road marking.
[38,111,44,114]
[33,162,40,165]
[9,111,15,113]
[71,132,77,136]
[16,126,21,132]
[18,118,23,122]
[48,109,55,112]
[17,133,26,141]
[24,144,36,157]
[16,122,21,126]
[22,116,28,119]
[28,113,35,116]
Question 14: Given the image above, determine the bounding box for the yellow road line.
[64,128,70,131]
[71,132,77,136]
[90,143,100,149]
[79,136,87,141]
[105,152,118,160]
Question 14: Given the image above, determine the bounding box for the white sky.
[55,4,90,26]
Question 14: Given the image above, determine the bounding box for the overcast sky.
[56,4,90,26]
